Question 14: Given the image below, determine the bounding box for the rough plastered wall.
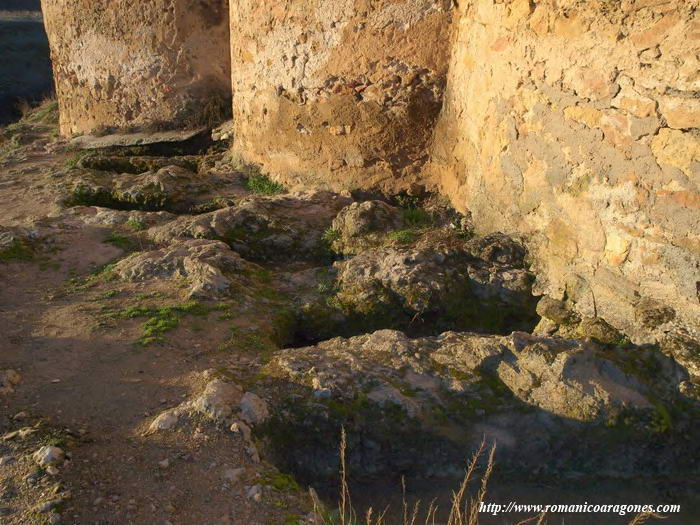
[41,0,231,135]
[430,0,700,345]
[230,0,454,192]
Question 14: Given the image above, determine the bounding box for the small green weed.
[250,267,273,282]
[323,228,341,244]
[221,326,276,355]
[401,207,431,228]
[394,193,422,209]
[66,262,118,292]
[246,173,286,195]
[126,217,147,231]
[65,151,88,169]
[136,292,166,301]
[0,240,33,262]
[104,232,139,252]
[317,279,337,295]
[649,400,672,434]
[28,100,59,124]
[388,230,419,244]
[103,300,227,345]
[258,472,300,493]
[95,290,119,301]
[282,514,303,525]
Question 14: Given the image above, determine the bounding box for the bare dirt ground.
[0,107,312,525]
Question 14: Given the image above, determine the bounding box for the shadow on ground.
[0,9,52,125]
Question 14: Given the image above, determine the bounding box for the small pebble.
[246,484,262,502]
[32,446,65,467]
[222,467,244,483]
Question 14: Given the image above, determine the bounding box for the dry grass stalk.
[314,431,667,525]
[629,512,666,525]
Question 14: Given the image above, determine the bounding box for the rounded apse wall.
[229,0,455,193]
[41,0,231,136]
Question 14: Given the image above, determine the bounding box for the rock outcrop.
[255,329,698,480]
[41,0,231,135]
[112,239,250,299]
[290,227,538,342]
[148,190,352,261]
[229,0,454,192]
[429,0,700,346]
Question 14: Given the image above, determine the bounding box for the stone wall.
[429,0,699,345]
[37,0,699,347]
[41,0,231,135]
[229,0,454,193]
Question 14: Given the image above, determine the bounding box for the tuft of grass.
[0,239,33,262]
[136,292,166,301]
[221,325,276,355]
[95,290,119,301]
[388,230,419,245]
[258,472,301,493]
[66,262,118,292]
[402,207,431,228]
[104,232,139,252]
[65,151,88,169]
[394,194,423,210]
[246,173,286,195]
[28,99,59,125]
[126,217,147,231]
[103,300,227,345]
[323,228,341,244]
[139,313,180,345]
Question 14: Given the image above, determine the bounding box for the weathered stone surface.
[292,231,538,341]
[112,239,250,299]
[63,165,201,212]
[70,129,208,150]
[147,372,262,433]
[535,296,627,344]
[229,0,454,192]
[148,409,181,432]
[32,446,64,467]
[148,190,352,261]
[330,200,405,254]
[60,159,245,213]
[191,378,242,423]
[41,0,231,135]
[429,0,700,347]
[257,329,698,480]
[239,392,269,425]
[61,207,177,230]
[661,331,700,380]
